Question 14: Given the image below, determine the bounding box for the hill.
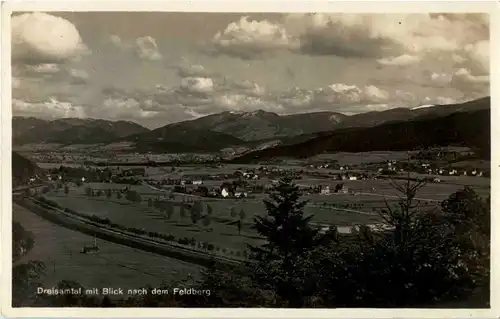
[12,151,42,187]
[230,100,490,163]
[12,118,150,145]
[158,110,347,141]
[125,126,246,153]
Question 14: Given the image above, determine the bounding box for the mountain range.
[12,117,150,145]
[12,97,490,156]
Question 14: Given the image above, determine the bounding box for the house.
[192,180,203,185]
[221,188,230,198]
[340,185,349,194]
[433,178,441,183]
[349,176,357,181]
[320,186,330,195]
[234,191,248,198]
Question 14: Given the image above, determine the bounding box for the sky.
[11,12,490,129]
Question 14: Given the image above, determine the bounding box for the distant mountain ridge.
[230,98,491,163]
[12,97,490,155]
[12,117,150,145]
[162,110,348,141]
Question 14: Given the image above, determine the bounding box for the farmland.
[41,165,489,255]
[13,203,203,296]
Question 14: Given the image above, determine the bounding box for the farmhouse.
[320,186,331,195]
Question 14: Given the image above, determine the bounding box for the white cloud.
[214,13,489,77]
[26,63,60,74]
[13,97,86,119]
[177,63,210,77]
[12,12,89,64]
[69,69,89,84]
[101,97,159,119]
[377,54,421,66]
[423,96,456,105]
[109,34,126,48]
[453,68,489,85]
[214,94,283,113]
[213,16,299,58]
[464,40,489,72]
[430,72,453,86]
[12,77,21,89]
[180,77,214,94]
[328,83,389,103]
[135,36,162,61]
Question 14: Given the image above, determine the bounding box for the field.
[32,150,490,259]
[13,203,204,295]
[42,169,490,254]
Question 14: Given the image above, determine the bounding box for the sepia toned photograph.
[7,5,492,312]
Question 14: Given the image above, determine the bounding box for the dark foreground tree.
[12,221,46,307]
[248,177,320,307]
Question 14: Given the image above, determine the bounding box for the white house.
[221,188,229,198]
[349,176,357,181]
[192,180,203,185]
[320,186,330,195]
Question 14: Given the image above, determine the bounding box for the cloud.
[212,13,489,75]
[213,16,299,58]
[25,63,61,74]
[12,12,89,64]
[12,97,86,119]
[100,97,159,120]
[69,69,90,84]
[422,96,456,105]
[110,34,163,61]
[377,54,421,66]
[214,94,283,113]
[179,77,214,94]
[276,83,391,113]
[12,77,21,89]
[452,68,489,92]
[135,36,162,61]
[464,40,489,73]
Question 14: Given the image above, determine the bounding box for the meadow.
[43,173,477,254]
[13,203,203,295]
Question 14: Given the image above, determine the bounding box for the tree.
[125,190,142,203]
[203,215,211,228]
[12,221,34,262]
[12,221,46,307]
[166,204,174,220]
[248,177,320,307]
[116,191,122,199]
[239,208,246,221]
[64,185,69,196]
[105,189,112,199]
[190,207,200,224]
[180,205,186,219]
[207,204,213,216]
[147,198,153,207]
[230,207,237,218]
